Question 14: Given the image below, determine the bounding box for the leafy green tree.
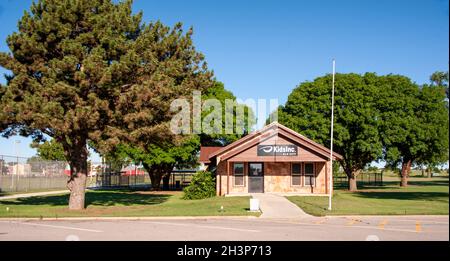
[377,75,448,186]
[110,81,255,190]
[415,84,449,179]
[116,135,200,190]
[376,75,421,186]
[200,81,255,146]
[430,71,449,99]
[102,149,132,173]
[366,166,379,172]
[31,139,66,161]
[332,160,341,175]
[0,0,211,209]
[279,73,383,191]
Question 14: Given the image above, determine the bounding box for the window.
[291,163,302,186]
[233,163,244,186]
[304,163,315,186]
[248,163,263,176]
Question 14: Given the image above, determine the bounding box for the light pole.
[12,140,21,190]
[328,59,336,211]
[15,140,21,184]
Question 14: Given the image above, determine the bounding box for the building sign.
[257,145,298,156]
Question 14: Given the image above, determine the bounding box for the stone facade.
[210,122,340,196]
[216,161,332,196]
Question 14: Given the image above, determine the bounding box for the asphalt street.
[0,215,448,241]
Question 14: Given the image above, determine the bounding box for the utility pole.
[12,140,21,191]
[328,59,336,211]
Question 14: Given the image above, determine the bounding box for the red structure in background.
[121,167,146,176]
[64,164,70,176]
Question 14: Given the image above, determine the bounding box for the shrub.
[182,171,216,200]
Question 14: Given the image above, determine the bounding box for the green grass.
[288,178,449,216]
[0,190,258,218]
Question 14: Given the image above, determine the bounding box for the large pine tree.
[0,0,212,209]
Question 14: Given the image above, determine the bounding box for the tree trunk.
[162,174,170,190]
[150,172,162,190]
[142,163,162,191]
[143,164,175,191]
[400,159,412,187]
[344,169,359,191]
[427,168,432,178]
[162,164,174,190]
[67,140,89,210]
[348,176,358,191]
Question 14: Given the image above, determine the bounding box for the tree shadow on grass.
[408,179,449,187]
[335,178,449,191]
[335,182,399,191]
[0,191,172,207]
[352,191,449,202]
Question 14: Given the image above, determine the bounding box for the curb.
[326,215,449,218]
[0,215,259,222]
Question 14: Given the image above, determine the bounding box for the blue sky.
[0,0,448,163]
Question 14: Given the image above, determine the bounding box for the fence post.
[0,155,2,192]
[172,172,175,190]
[27,171,30,192]
[18,156,21,191]
[14,157,17,192]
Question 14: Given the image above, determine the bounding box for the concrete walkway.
[250,193,310,219]
[0,190,69,200]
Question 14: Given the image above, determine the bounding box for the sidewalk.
[250,193,311,219]
[0,190,69,200]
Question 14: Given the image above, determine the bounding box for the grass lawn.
[0,190,258,218]
[288,178,449,216]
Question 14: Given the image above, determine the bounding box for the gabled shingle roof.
[199,146,223,163]
[209,122,343,161]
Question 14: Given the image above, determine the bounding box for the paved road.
[0,215,447,241]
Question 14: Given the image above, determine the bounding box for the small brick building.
[200,122,342,196]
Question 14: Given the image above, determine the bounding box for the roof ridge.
[208,122,278,158]
[208,122,343,161]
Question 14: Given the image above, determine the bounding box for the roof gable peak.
[209,122,343,161]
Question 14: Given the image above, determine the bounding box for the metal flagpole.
[328,59,336,211]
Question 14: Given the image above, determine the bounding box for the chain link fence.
[333,172,384,187]
[0,155,104,193]
[0,155,69,193]
[93,170,195,190]
[0,154,196,194]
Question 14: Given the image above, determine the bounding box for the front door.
[248,163,264,193]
